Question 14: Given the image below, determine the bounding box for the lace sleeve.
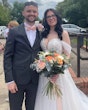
[61,41,72,55]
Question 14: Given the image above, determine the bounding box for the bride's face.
[46,11,57,27]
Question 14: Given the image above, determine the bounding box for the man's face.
[22,5,38,23]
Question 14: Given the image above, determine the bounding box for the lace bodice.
[41,38,72,54]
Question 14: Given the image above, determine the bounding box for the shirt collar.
[24,22,36,32]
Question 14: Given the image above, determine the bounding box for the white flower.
[57,55,64,60]
[35,21,39,26]
[43,51,50,56]
[35,21,44,31]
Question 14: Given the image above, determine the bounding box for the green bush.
[78,19,88,28]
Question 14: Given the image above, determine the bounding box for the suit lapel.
[33,29,41,49]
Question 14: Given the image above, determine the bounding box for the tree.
[56,0,72,17]
[56,0,88,27]
[10,1,24,24]
[0,4,11,25]
[2,0,10,8]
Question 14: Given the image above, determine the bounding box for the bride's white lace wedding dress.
[34,38,88,110]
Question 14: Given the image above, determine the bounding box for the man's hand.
[37,23,44,31]
[49,75,59,83]
[7,82,18,93]
[35,21,44,31]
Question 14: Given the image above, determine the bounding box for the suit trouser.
[9,81,38,110]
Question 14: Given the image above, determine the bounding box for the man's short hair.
[23,1,38,9]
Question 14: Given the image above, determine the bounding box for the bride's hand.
[49,74,59,83]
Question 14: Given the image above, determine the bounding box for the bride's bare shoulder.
[62,30,70,45]
[62,30,69,37]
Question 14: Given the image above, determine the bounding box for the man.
[4,1,42,110]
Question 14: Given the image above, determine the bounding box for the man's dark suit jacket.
[4,23,42,85]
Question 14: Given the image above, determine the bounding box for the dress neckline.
[42,38,60,49]
[42,38,71,49]
[43,38,60,43]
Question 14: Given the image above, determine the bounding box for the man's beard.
[25,18,36,23]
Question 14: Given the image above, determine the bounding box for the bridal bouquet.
[30,51,71,98]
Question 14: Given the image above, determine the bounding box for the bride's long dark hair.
[42,8,63,40]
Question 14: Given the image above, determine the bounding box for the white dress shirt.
[24,22,36,47]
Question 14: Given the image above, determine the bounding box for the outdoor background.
[0,0,88,110]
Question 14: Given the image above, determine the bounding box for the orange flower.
[53,53,60,57]
[45,56,54,62]
[37,61,46,69]
[57,58,63,65]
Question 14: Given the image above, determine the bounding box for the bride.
[34,8,88,110]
